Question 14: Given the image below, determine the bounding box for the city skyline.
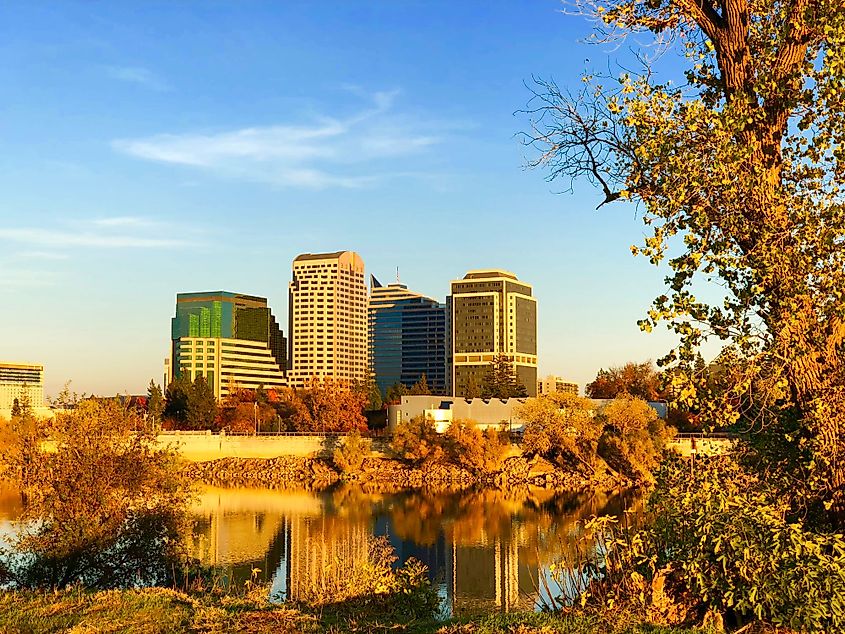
[0,2,692,397]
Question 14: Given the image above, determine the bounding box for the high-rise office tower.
[369,277,448,396]
[169,291,287,398]
[449,270,538,397]
[0,362,45,418]
[288,251,368,388]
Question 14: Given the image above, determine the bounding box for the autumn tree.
[517,393,603,472]
[481,355,529,399]
[445,419,509,475]
[524,0,845,522]
[597,394,676,482]
[0,399,189,588]
[391,415,444,465]
[586,361,665,401]
[333,429,372,474]
[290,377,367,433]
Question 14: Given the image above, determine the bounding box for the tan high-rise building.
[449,270,538,397]
[288,251,368,388]
[0,362,47,419]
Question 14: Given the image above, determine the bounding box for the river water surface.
[0,483,639,617]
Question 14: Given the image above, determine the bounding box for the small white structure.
[388,395,529,432]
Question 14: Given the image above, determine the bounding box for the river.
[0,482,640,617]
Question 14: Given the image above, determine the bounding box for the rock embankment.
[183,454,622,491]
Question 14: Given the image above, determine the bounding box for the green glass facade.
[171,291,287,379]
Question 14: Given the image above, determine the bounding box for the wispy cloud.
[112,89,452,188]
[0,268,60,289]
[105,66,170,91]
[0,216,198,253]
[91,216,158,228]
[0,228,189,249]
[15,250,70,261]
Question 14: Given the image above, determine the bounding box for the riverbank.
[0,587,727,633]
[182,454,626,491]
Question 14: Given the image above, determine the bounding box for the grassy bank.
[0,587,729,634]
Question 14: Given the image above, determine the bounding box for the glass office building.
[170,291,287,397]
[369,277,447,396]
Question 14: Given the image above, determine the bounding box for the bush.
[445,419,509,475]
[597,394,675,482]
[611,456,845,632]
[0,399,190,589]
[333,430,371,474]
[390,415,444,465]
[290,534,438,619]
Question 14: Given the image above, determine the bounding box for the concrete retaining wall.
[161,433,731,462]
[157,433,391,462]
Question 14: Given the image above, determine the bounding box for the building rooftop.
[0,362,43,371]
[176,291,267,303]
[462,269,519,281]
[293,251,349,262]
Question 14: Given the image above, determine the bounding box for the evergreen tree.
[187,376,217,430]
[385,382,409,404]
[146,380,164,428]
[481,355,529,399]
[10,398,21,419]
[163,374,191,426]
[409,374,431,395]
[367,381,383,412]
[464,375,481,399]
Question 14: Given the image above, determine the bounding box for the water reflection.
[187,484,640,616]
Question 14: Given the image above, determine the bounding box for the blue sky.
[0,1,688,397]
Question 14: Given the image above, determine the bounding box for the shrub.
[390,415,444,465]
[290,534,438,619]
[445,419,509,474]
[0,399,190,589]
[597,394,676,481]
[609,456,845,632]
[332,430,371,474]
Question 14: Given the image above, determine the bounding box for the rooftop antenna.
[396,266,400,284]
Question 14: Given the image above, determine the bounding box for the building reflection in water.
[188,485,637,616]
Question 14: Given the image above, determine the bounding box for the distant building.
[449,270,538,397]
[388,395,530,432]
[169,291,287,399]
[369,277,448,396]
[0,362,49,418]
[288,251,368,388]
[537,375,579,396]
[390,394,668,433]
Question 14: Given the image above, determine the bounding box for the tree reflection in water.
[182,483,640,616]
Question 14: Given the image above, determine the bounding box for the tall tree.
[385,382,409,404]
[464,375,482,399]
[163,374,191,426]
[481,355,529,399]
[10,398,21,419]
[146,380,164,428]
[187,376,217,430]
[409,374,431,395]
[524,0,845,521]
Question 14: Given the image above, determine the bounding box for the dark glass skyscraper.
[170,291,287,395]
[369,277,447,396]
